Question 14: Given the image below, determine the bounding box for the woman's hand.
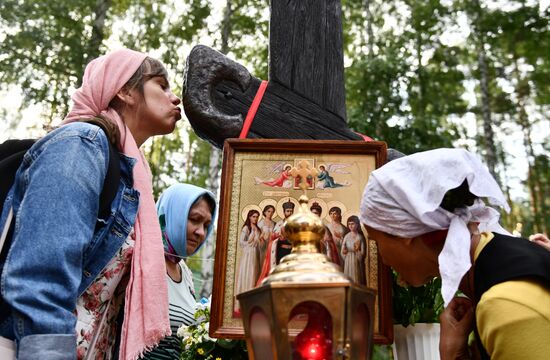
[530,233,550,252]
[439,296,474,360]
[342,246,348,255]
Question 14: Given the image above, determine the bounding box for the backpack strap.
[97,132,120,221]
[0,139,37,204]
[0,124,120,253]
[0,124,119,221]
[0,208,13,260]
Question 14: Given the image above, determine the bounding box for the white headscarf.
[360,148,510,306]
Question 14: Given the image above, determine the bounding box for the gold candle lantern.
[237,194,376,359]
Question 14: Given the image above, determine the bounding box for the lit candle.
[292,302,333,360]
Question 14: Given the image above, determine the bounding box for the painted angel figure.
[316,163,351,189]
[254,163,293,188]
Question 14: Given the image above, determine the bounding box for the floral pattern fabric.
[75,233,135,360]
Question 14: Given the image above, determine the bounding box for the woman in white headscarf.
[360,148,550,360]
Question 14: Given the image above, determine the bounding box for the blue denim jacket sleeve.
[1,123,109,359]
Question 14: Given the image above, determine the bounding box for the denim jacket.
[0,122,140,359]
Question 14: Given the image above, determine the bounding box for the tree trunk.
[477,42,499,181]
[199,148,221,298]
[364,0,374,60]
[497,142,516,229]
[415,33,426,120]
[522,125,542,233]
[79,0,112,85]
[363,0,382,139]
[471,0,499,182]
[524,128,541,232]
[198,0,232,298]
[512,57,542,233]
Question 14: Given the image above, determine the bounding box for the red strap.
[238,80,374,142]
[355,131,373,141]
[239,80,268,139]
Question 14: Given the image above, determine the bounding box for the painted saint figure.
[341,215,367,284]
[326,206,349,262]
[256,199,295,285]
[310,202,341,266]
[257,205,276,264]
[234,210,261,297]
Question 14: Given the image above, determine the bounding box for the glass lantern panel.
[289,301,333,360]
[250,307,275,359]
[351,302,370,359]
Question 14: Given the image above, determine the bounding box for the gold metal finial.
[261,193,349,285]
[285,195,324,252]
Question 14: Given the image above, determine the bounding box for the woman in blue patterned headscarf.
[143,184,216,359]
[157,184,217,260]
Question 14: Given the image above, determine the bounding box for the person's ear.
[114,87,137,106]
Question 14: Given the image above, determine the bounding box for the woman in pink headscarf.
[0,49,180,360]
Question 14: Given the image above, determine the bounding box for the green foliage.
[118,0,210,68]
[0,0,96,122]
[517,147,550,236]
[221,0,269,78]
[146,124,215,199]
[345,0,466,155]
[392,272,444,327]
[0,0,547,234]
[178,300,247,360]
[146,129,185,199]
[372,345,394,360]
[0,0,211,126]
[344,0,547,235]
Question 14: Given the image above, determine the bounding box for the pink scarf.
[63,48,170,360]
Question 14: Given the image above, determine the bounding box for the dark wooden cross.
[182,0,370,149]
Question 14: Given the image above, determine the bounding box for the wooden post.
[269,0,346,121]
[182,0,364,149]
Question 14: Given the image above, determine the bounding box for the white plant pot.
[392,323,440,360]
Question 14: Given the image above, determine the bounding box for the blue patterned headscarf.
[156,183,217,258]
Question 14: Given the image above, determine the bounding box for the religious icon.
[209,139,391,343]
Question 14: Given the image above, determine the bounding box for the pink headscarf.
[64,48,170,360]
